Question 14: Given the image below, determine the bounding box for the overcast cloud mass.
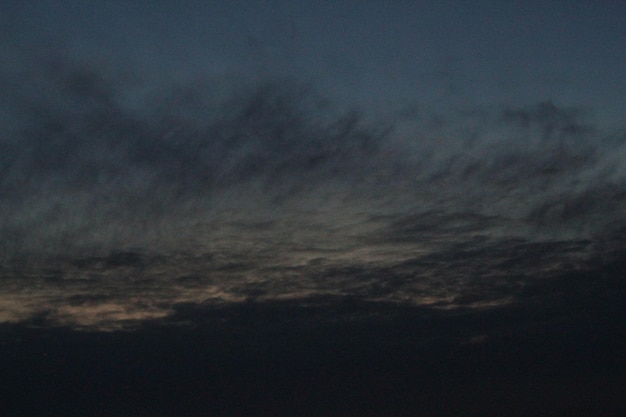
[1,1,626,416]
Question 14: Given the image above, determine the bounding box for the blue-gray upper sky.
[3,0,625,125]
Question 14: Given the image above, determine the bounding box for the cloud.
[0,52,399,255]
[1,50,626,333]
[2,72,624,259]
[0,222,620,331]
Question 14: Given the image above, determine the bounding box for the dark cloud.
[0,52,401,254]
[1,51,626,331]
[1,55,625,258]
[2,54,385,188]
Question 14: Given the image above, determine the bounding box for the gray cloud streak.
[1,51,625,257]
[1,48,626,332]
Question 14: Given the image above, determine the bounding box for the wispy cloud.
[1,51,625,330]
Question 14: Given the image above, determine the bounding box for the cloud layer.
[2,52,625,255]
[1,51,625,329]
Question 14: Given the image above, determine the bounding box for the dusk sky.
[1,1,626,416]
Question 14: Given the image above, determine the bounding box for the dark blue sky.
[3,0,625,127]
[1,2,626,416]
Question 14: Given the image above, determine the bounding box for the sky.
[1,1,626,416]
